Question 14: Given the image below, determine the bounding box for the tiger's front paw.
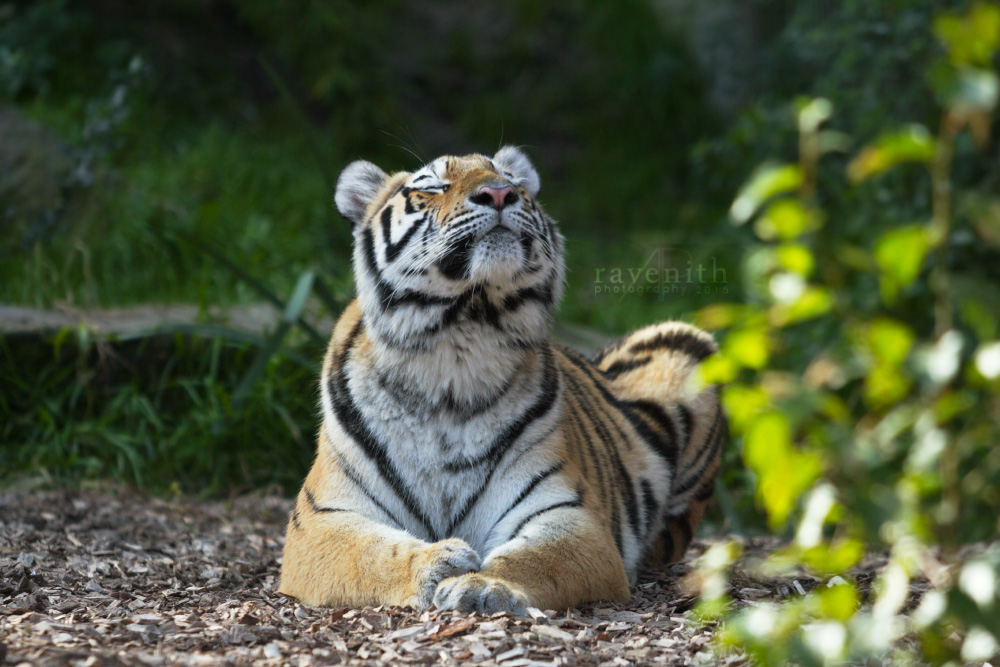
[433,573,528,615]
[409,539,482,609]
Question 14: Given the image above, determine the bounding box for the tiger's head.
[335,147,565,350]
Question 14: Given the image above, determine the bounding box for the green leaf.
[771,286,834,326]
[847,126,935,183]
[725,329,770,370]
[730,163,803,224]
[744,413,822,530]
[744,412,790,473]
[817,581,859,621]
[866,318,916,367]
[699,355,740,384]
[754,200,820,241]
[874,224,931,302]
[802,541,865,577]
[797,97,833,133]
[865,363,912,408]
[281,270,315,324]
[722,384,769,433]
[934,2,1000,67]
[776,244,815,276]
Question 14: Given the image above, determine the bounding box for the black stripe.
[289,506,301,530]
[333,452,408,532]
[304,487,349,514]
[501,284,553,312]
[659,523,675,561]
[561,348,684,476]
[362,227,454,310]
[671,408,724,497]
[382,206,427,263]
[564,394,608,506]
[562,350,636,451]
[328,323,438,538]
[676,404,694,449]
[627,329,716,362]
[486,462,565,541]
[610,493,623,556]
[444,348,559,472]
[442,350,560,534]
[510,489,585,540]
[601,356,652,379]
[591,337,625,364]
[625,399,679,470]
[437,234,476,281]
[559,365,639,545]
[677,513,694,546]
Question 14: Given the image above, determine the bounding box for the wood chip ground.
[0,488,890,666]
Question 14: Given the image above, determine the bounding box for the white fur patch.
[493,146,541,197]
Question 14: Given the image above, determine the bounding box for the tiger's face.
[335,147,565,349]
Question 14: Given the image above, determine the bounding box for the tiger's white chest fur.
[322,317,569,554]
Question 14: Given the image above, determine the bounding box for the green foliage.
[692,4,1000,662]
[0,330,319,495]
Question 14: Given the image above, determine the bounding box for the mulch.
[0,487,887,666]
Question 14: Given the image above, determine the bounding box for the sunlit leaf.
[730,163,803,224]
[776,244,815,276]
[865,363,912,408]
[754,199,820,241]
[801,540,865,576]
[866,318,916,367]
[744,412,790,471]
[797,97,833,133]
[934,2,1000,67]
[817,581,860,621]
[847,126,935,183]
[771,286,834,325]
[723,384,770,433]
[745,412,822,529]
[699,354,740,384]
[874,224,931,302]
[725,329,770,369]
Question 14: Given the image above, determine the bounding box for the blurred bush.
[687,3,1000,663]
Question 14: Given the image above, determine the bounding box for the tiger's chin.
[468,228,526,283]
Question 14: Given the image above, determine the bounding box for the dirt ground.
[0,487,881,666]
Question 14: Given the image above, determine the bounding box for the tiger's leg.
[279,469,481,609]
[433,505,630,613]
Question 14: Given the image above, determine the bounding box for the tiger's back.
[278,147,726,613]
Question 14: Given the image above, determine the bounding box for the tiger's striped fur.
[279,147,726,613]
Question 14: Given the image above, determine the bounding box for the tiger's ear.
[335,160,389,226]
[493,146,540,197]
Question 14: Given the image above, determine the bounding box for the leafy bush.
[689,4,1000,663]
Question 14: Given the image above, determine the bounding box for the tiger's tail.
[592,321,726,565]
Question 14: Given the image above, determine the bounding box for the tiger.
[278,146,726,614]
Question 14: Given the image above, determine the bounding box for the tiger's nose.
[470,185,518,211]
